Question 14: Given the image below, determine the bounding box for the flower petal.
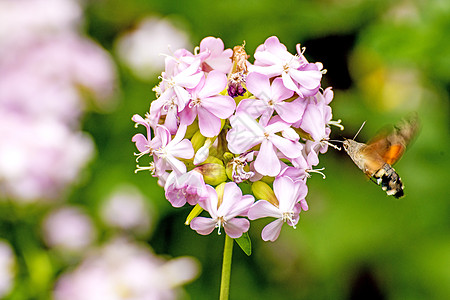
[132,133,149,153]
[289,67,322,90]
[271,77,294,102]
[261,219,283,242]
[246,72,271,100]
[273,176,298,212]
[254,139,280,176]
[190,217,217,235]
[198,108,221,138]
[236,98,267,119]
[165,155,187,174]
[300,104,326,142]
[198,71,227,98]
[170,139,194,159]
[201,95,236,119]
[270,134,303,159]
[224,218,250,238]
[198,185,219,217]
[217,182,242,215]
[281,71,300,93]
[248,200,281,220]
[275,99,306,123]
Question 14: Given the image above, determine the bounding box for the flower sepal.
[185,204,204,225]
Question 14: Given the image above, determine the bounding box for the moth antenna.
[352,121,366,140]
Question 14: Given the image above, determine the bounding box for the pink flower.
[150,59,203,133]
[237,72,305,125]
[180,70,236,137]
[42,207,96,252]
[226,113,303,176]
[298,99,332,144]
[190,182,254,238]
[248,176,308,242]
[164,170,209,207]
[152,124,194,175]
[228,152,255,183]
[250,36,322,97]
[198,37,233,73]
[131,114,161,160]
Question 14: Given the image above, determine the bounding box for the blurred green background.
[2,0,450,299]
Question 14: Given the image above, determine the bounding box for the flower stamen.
[306,167,326,179]
[329,119,344,131]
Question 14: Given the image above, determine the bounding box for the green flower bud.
[226,162,233,181]
[185,120,199,139]
[215,182,226,207]
[201,156,223,166]
[191,130,206,152]
[194,163,227,186]
[223,152,234,163]
[260,176,275,185]
[251,181,278,207]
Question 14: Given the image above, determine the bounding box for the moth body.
[341,115,418,199]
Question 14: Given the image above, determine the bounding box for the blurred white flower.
[0,240,15,298]
[53,238,200,300]
[100,185,152,235]
[115,16,191,80]
[42,207,96,252]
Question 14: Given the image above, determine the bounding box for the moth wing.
[366,114,419,166]
[360,144,389,176]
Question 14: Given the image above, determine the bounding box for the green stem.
[219,234,233,300]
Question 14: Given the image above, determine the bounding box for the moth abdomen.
[374,163,404,198]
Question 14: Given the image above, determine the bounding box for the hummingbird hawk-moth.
[342,114,419,198]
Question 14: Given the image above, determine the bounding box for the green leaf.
[235,232,252,256]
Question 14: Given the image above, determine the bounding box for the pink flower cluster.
[133,36,341,242]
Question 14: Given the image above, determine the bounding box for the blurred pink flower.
[0,35,117,119]
[0,0,81,52]
[53,239,199,300]
[0,0,117,202]
[0,240,15,298]
[101,185,152,235]
[115,17,191,80]
[0,117,93,201]
[42,207,96,252]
